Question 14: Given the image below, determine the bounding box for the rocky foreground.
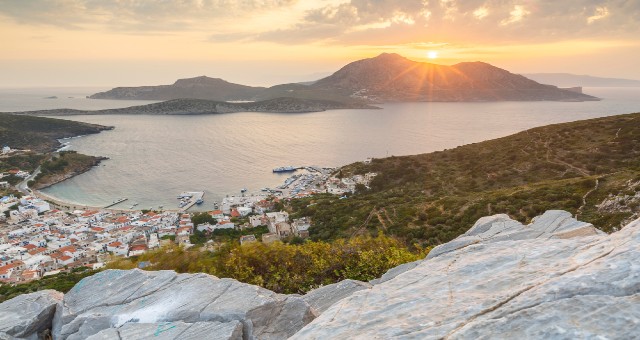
[2,210,639,339]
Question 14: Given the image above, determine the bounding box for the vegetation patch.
[0,112,110,152]
[31,151,106,189]
[0,267,97,303]
[108,234,427,294]
[288,112,640,247]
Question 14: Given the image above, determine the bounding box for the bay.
[3,87,640,211]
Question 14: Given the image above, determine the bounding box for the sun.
[427,51,439,59]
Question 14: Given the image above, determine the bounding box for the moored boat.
[273,166,297,173]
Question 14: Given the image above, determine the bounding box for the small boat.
[273,166,297,173]
[241,188,247,193]
[196,198,204,205]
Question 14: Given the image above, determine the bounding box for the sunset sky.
[1,0,639,87]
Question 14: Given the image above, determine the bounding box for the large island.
[89,53,599,103]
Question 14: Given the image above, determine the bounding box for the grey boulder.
[0,290,62,340]
[303,280,371,314]
[53,269,315,339]
[427,210,602,259]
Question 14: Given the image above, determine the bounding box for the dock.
[104,198,128,208]
[179,191,205,212]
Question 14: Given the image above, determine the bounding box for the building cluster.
[0,169,31,181]
[1,145,29,156]
[194,197,310,244]
[0,198,185,284]
[0,165,377,284]
[247,212,311,244]
[326,172,378,195]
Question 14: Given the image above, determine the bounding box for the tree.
[190,230,207,245]
[191,212,216,227]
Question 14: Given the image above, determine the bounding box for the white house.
[209,210,224,220]
[292,217,311,236]
[106,242,129,256]
[148,233,160,249]
[237,207,252,217]
[27,237,47,248]
[197,223,216,233]
[266,211,289,224]
[249,215,268,228]
[216,221,235,230]
[128,244,147,257]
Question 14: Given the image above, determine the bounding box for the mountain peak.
[371,52,407,60]
[173,76,228,86]
[311,53,598,102]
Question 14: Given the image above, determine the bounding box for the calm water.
[0,87,158,111]
[2,87,640,211]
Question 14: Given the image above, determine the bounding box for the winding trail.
[576,178,600,219]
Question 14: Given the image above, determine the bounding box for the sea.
[2,87,640,211]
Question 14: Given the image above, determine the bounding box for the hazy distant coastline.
[524,73,640,88]
[9,97,379,116]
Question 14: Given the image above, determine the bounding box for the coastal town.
[0,153,377,284]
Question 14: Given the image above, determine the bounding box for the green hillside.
[290,112,640,246]
[0,113,110,152]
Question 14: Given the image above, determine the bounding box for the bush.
[107,234,426,294]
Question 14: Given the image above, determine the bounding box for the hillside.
[524,73,640,87]
[0,113,111,152]
[30,151,108,189]
[10,97,377,116]
[89,76,265,101]
[311,53,598,102]
[88,54,598,103]
[289,112,640,246]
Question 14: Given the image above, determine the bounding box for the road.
[16,165,41,195]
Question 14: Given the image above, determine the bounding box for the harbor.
[177,191,205,212]
[218,165,337,214]
[37,164,344,213]
[104,198,128,209]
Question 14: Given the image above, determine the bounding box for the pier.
[179,191,205,212]
[104,198,128,208]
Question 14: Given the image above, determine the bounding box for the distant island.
[523,73,640,88]
[89,53,598,103]
[10,97,378,116]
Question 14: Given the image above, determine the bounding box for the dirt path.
[576,178,600,218]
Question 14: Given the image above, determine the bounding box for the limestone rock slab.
[0,289,62,340]
[292,212,639,339]
[303,280,371,314]
[428,210,601,260]
[86,320,243,340]
[53,269,313,339]
[369,260,422,285]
